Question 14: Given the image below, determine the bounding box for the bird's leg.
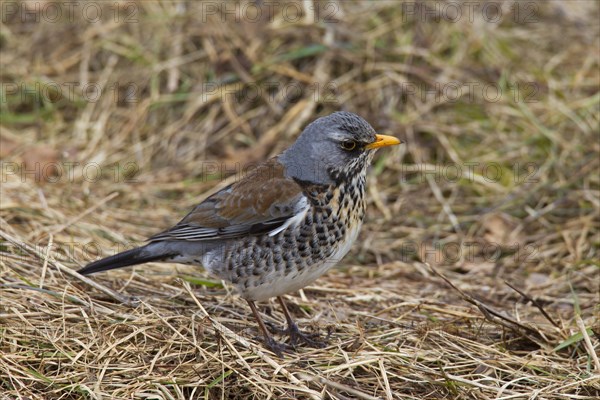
[276,296,326,348]
[246,300,287,357]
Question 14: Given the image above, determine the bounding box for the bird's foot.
[284,322,327,348]
[261,335,292,358]
[264,321,327,349]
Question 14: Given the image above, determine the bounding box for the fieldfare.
[78,111,401,355]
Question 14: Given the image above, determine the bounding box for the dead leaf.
[21,145,60,183]
[482,213,525,247]
[0,136,19,159]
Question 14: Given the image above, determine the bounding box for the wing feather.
[149,158,307,242]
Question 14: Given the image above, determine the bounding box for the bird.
[78,111,401,355]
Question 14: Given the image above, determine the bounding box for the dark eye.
[340,140,357,151]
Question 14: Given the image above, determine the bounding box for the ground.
[1,1,599,399]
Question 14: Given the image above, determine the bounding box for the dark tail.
[78,245,173,275]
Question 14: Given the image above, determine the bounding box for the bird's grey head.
[280,111,396,186]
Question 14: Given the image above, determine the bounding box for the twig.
[575,316,600,372]
[428,264,547,345]
[39,234,53,289]
[504,280,560,328]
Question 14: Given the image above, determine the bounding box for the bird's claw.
[262,336,292,357]
[261,322,327,350]
[284,322,327,348]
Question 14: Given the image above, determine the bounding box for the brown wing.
[149,158,307,242]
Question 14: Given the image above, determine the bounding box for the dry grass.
[1,1,599,398]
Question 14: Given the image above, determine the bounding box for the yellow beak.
[365,134,402,150]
